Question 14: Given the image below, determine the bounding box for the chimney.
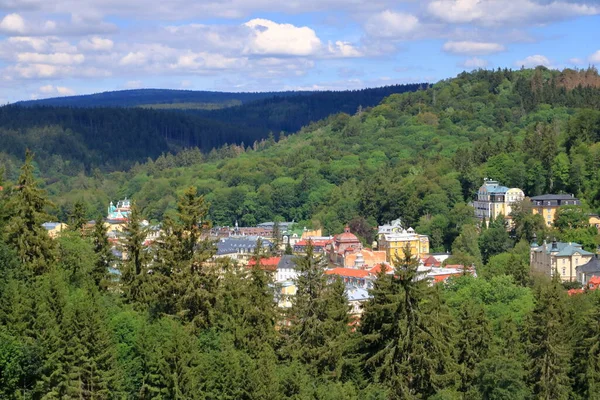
[551,238,558,251]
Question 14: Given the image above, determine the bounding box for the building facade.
[530,239,593,282]
[473,179,524,222]
[377,226,429,262]
[530,194,581,227]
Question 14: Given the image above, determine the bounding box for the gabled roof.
[576,256,600,274]
[369,264,393,275]
[277,255,297,270]
[347,287,370,301]
[532,242,593,257]
[531,194,578,201]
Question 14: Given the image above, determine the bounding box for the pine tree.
[91,216,113,290]
[360,245,457,398]
[4,150,56,276]
[524,275,572,400]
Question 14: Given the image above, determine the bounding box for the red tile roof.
[295,240,332,247]
[326,267,369,278]
[248,257,281,267]
[431,273,461,283]
[589,276,600,286]
[368,264,393,274]
[422,255,441,267]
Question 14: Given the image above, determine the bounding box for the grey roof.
[577,256,600,274]
[42,222,61,229]
[216,236,272,255]
[277,255,298,270]
[531,194,578,201]
[347,287,371,301]
[532,242,593,257]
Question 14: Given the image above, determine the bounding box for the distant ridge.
[15,88,308,108]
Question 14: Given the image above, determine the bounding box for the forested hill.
[14,88,297,108]
[28,67,600,243]
[0,83,424,173]
[189,83,426,135]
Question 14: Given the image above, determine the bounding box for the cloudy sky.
[0,0,599,102]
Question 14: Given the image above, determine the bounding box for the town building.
[325,267,372,289]
[530,194,581,227]
[275,255,298,283]
[247,256,281,273]
[293,239,332,254]
[576,255,600,285]
[589,214,600,231]
[343,249,387,269]
[214,236,273,264]
[347,287,370,315]
[473,179,524,223]
[377,224,429,263]
[42,222,68,238]
[329,225,363,265]
[530,239,593,282]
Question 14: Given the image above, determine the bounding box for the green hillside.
[31,67,600,248]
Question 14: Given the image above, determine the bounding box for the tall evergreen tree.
[69,199,87,232]
[121,203,148,304]
[456,300,491,395]
[4,150,56,276]
[524,275,572,400]
[571,291,600,399]
[91,216,113,290]
[360,245,457,398]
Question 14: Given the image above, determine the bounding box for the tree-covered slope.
[0,83,424,173]
[14,88,294,108]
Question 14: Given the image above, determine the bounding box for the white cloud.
[443,41,505,55]
[364,10,420,38]
[119,51,147,66]
[79,36,113,51]
[428,0,599,26]
[328,41,362,57]
[0,13,26,34]
[243,19,321,56]
[124,80,142,88]
[515,54,551,68]
[461,57,489,68]
[170,51,242,71]
[15,63,60,78]
[36,84,75,96]
[568,57,585,65]
[590,50,600,64]
[17,52,85,65]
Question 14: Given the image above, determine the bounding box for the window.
[562,267,566,275]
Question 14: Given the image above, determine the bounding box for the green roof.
[533,242,593,257]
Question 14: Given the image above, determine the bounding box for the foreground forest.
[2,152,600,399]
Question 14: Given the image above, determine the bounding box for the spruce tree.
[456,300,491,395]
[91,216,113,290]
[69,199,87,232]
[571,291,600,399]
[121,203,148,304]
[4,150,56,276]
[360,245,457,398]
[524,274,572,399]
[285,242,347,375]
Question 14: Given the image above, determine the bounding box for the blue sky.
[0,0,599,102]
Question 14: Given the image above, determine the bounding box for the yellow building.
[590,215,600,231]
[530,239,593,282]
[377,220,429,262]
[530,194,581,227]
[473,179,524,223]
[41,222,68,238]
